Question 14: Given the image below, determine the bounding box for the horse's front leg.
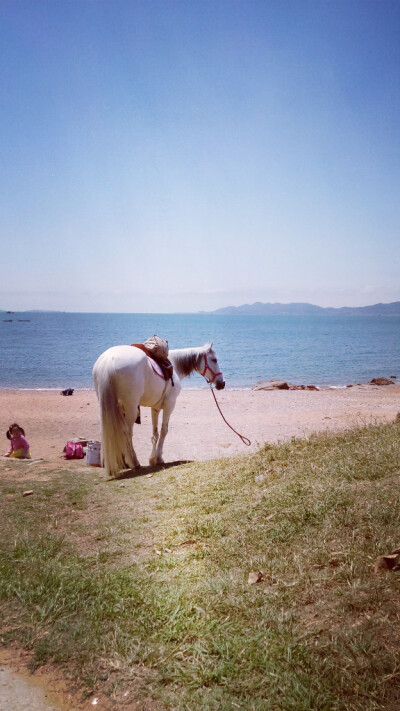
[153,401,175,465]
[149,408,160,466]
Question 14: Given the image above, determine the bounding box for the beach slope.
[1,385,399,466]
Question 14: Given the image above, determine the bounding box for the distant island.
[204,301,400,316]
[1,301,400,317]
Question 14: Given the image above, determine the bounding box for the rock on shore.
[369,377,395,386]
[253,376,397,391]
[253,379,319,391]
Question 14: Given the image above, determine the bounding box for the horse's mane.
[169,344,212,380]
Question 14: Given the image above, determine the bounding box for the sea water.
[0,311,399,389]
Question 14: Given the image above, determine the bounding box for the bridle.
[199,352,223,384]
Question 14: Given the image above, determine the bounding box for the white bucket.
[86,440,101,467]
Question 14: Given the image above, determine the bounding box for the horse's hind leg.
[149,408,160,466]
[119,398,140,470]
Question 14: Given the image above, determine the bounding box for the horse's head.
[199,343,225,390]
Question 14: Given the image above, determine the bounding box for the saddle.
[131,337,174,386]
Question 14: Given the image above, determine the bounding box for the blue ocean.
[0,312,399,389]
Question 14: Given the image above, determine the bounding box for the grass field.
[1,422,400,710]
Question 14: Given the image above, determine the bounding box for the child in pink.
[5,423,31,459]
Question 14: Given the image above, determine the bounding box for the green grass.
[1,423,400,709]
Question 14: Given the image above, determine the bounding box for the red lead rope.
[209,385,251,447]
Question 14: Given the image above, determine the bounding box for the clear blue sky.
[1,0,399,312]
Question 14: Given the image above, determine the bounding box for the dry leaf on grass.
[248,571,264,585]
[373,549,400,574]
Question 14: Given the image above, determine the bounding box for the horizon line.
[1,299,400,315]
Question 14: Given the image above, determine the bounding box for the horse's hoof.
[149,456,164,466]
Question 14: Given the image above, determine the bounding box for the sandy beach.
[1,385,399,467]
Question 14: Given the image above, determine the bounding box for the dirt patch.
[0,646,160,710]
[0,646,112,710]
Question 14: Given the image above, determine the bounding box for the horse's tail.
[93,359,137,478]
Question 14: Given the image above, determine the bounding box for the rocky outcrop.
[253,379,319,391]
[253,380,289,390]
[253,376,397,391]
[290,384,319,390]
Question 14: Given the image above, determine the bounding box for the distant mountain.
[208,301,400,316]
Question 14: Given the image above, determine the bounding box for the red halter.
[200,353,222,384]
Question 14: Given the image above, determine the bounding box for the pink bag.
[64,441,84,459]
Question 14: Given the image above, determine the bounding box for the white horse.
[93,342,225,477]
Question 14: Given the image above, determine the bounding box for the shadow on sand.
[109,460,194,481]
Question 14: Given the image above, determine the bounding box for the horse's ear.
[206,341,213,352]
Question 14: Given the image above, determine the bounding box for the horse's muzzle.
[216,380,225,390]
